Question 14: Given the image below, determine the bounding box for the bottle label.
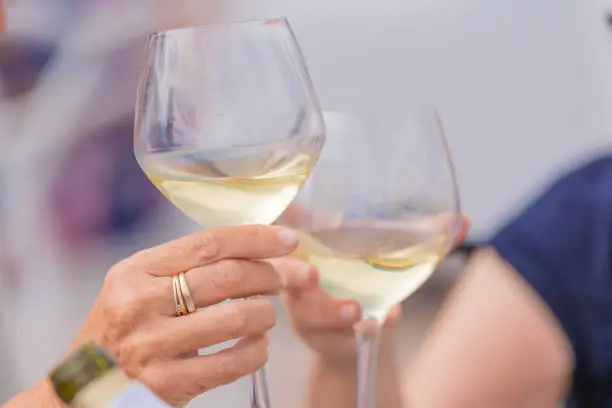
[108,383,170,408]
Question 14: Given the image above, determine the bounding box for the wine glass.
[282,108,461,408]
[134,19,325,408]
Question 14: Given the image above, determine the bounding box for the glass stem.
[355,317,383,408]
[249,367,271,408]
[248,293,271,408]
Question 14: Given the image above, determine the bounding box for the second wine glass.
[134,19,325,408]
[282,107,462,408]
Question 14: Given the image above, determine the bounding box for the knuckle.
[100,280,147,330]
[214,356,240,384]
[104,263,125,286]
[114,251,150,275]
[193,231,219,262]
[251,225,269,247]
[248,338,269,371]
[252,299,276,331]
[211,261,244,293]
[228,261,248,287]
[224,304,249,337]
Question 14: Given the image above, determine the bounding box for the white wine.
[140,148,315,227]
[50,344,169,408]
[294,217,455,318]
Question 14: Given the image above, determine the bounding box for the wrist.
[313,340,398,372]
[34,379,65,408]
[312,352,357,374]
[2,379,64,408]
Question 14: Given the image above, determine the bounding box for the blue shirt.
[491,156,612,407]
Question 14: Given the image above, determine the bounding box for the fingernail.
[278,229,299,247]
[387,305,401,321]
[339,303,359,321]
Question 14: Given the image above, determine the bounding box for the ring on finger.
[173,275,187,317]
[178,271,197,314]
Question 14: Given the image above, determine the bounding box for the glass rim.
[147,17,290,39]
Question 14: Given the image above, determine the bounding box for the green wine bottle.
[49,344,169,408]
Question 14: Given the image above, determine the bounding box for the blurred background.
[1,0,612,406]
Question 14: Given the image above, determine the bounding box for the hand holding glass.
[134,19,325,408]
[282,108,461,408]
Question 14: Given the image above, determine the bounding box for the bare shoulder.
[405,247,573,408]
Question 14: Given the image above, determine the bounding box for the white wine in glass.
[295,215,454,319]
[283,109,461,408]
[134,19,325,408]
[141,147,315,227]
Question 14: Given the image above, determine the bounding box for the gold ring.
[173,275,187,317]
[178,272,196,314]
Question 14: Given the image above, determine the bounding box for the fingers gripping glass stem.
[283,108,461,407]
[136,18,325,408]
